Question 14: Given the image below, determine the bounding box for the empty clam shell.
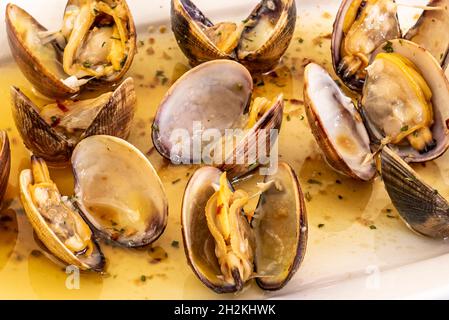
[405,0,449,69]
[361,39,449,163]
[11,77,136,166]
[72,135,169,247]
[304,63,376,181]
[381,146,449,238]
[181,162,307,293]
[254,162,307,291]
[0,131,11,205]
[171,0,296,73]
[6,1,136,98]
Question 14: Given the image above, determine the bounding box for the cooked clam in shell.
[304,63,376,181]
[405,0,449,69]
[171,0,296,73]
[19,136,168,270]
[6,1,136,98]
[20,156,105,271]
[332,0,401,91]
[381,146,449,239]
[361,39,449,162]
[0,131,11,205]
[11,77,136,166]
[152,60,284,180]
[181,162,307,293]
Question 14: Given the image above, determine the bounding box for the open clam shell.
[171,0,296,73]
[0,131,11,205]
[181,162,307,293]
[152,60,283,179]
[361,39,449,163]
[405,0,449,69]
[254,162,307,290]
[304,63,376,181]
[381,146,449,238]
[331,0,401,91]
[236,0,297,73]
[181,166,240,293]
[6,4,77,98]
[11,77,136,166]
[19,157,105,272]
[72,135,169,247]
[6,1,136,98]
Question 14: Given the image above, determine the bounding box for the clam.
[405,0,449,69]
[20,156,105,271]
[11,77,136,166]
[181,162,307,293]
[332,0,401,91]
[0,131,11,205]
[171,0,296,73]
[304,63,376,181]
[381,146,449,238]
[361,39,449,162]
[152,60,284,180]
[6,1,136,98]
[19,135,168,270]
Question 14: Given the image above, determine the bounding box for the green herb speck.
[307,178,322,185]
[382,41,394,53]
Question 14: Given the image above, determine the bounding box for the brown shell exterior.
[11,86,72,165]
[170,0,230,66]
[220,95,284,180]
[6,4,77,98]
[82,78,137,140]
[237,0,297,73]
[381,147,449,239]
[171,0,296,73]
[0,131,11,204]
[11,78,137,166]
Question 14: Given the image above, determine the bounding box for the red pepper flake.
[216,204,223,215]
[56,100,69,112]
[289,99,303,105]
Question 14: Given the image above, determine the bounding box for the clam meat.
[182,162,307,293]
[332,0,401,91]
[361,39,449,162]
[6,1,136,98]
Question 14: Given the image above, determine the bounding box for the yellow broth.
[1,7,449,299]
